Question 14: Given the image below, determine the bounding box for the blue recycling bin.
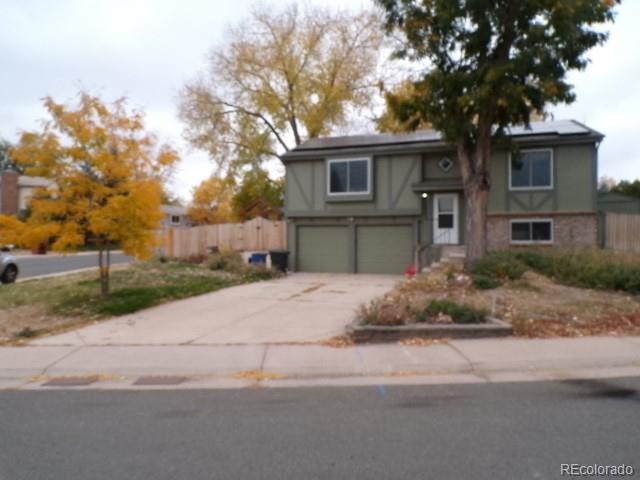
[249,253,267,265]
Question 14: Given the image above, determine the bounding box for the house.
[282,120,602,274]
[161,205,192,228]
[0,171,56,217]
[598,191,640,214]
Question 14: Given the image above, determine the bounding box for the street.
[1,377,638,480]
[15,252,134,279]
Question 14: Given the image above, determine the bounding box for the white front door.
[433,193,459,245]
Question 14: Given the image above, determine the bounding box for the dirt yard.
[359,263,640,338]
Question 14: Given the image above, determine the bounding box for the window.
[510,149,553,189]
[170,215,181,225]
[510,219,553,244]
[437,197,454,228]
[328,158,371,195]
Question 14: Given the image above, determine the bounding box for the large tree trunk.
[457,121,493,271]
[464,181,490,269]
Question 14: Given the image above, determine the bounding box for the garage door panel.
[297,226,350,273]
[356,225,413,274]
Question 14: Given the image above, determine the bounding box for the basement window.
[510,219,553,244]
[328,158,371,196]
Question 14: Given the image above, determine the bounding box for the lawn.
[0,257,280,344]
[358,249,640,338]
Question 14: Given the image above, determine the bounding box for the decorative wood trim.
[289,166,312,210]
[391,157,419,209]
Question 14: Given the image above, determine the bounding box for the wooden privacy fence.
[605,213,640,253]
[156,217,287,258]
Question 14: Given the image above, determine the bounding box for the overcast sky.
[1,0,638,201]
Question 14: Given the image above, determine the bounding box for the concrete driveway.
[33,273,400,346]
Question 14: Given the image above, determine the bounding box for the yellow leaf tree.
[9,92,179,296]
[178,3,385,175]
[188,176,236,225]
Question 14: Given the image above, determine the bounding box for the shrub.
[357,298,413,326]
[241,264,283,282]
[470,251,525,288]
[421,299,487,324]
[473,274,503,290]
[513,249,640,294]
[208,250,282,281]
[181,254,209,265]
[207,250,246,273]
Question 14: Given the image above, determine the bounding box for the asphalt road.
[0,378,638,480]
[15,252,133,279]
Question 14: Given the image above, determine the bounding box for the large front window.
[328,158,371,195]
[510,149,553,189]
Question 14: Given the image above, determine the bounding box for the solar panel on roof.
[294,120,596,152]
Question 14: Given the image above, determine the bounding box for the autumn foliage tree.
[4,93,178,295]
[178,3,385,175]
[376,0,619,268]
[231,169,284,221]
[188,176,236,225]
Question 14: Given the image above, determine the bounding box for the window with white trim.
[510,149,553,189]
[510,219,553,243]
[328,158,371,195]
[170,215,181,225]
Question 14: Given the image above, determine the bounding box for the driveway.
[32,273,400,346]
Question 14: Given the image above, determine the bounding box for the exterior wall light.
[421,193,428,199]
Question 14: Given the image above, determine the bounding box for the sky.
[1,0,638,202]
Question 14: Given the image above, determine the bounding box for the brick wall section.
[0,171,19,215]
[487,214,598,250]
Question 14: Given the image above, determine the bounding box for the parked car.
[0,249,19,284]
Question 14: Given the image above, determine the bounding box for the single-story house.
[0,170,56,217]
[161,205,192,228]
[282,120,602,274]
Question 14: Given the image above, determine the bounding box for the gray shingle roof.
[282,120,603,160]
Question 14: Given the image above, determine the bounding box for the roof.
[161,205,188,216]
[18,175,56,188]
[282,119,604,161]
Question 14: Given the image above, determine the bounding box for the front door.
[433,193,459,244]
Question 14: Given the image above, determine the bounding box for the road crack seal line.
[445,342,476,376]
[31,345,85,382]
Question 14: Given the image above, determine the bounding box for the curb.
[18,263,132,283]
[347,317,513,342]
[12,250,125,259]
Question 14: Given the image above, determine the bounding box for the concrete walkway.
[3,336,639,390]
[32,273,401,346]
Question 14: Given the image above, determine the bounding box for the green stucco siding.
[488,144,596,214]
[555,144,595,212]
[285,154,421,217]
[422,153,461,179]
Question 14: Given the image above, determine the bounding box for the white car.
[0,249,18,284]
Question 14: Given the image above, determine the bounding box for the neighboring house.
[0,171,56,217]
[598,191,640,214]
[282,120,602,274]
[161,205,192,228]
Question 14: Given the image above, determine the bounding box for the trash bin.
[249,253,268,265]
[269,250,289,272]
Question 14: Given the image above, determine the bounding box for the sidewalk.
[1,335,639,390]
